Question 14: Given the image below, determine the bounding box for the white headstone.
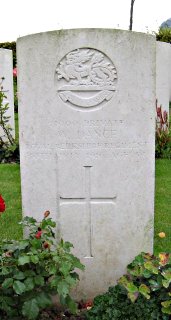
[0,48,15,139]
[156,41,171,114]
[17,29,156,298]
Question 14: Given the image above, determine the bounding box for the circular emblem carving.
[56,48,117,109]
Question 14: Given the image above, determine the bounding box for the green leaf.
[13,280,26,295]
[70,272,79,280]
[30,238,42,249]
[18,240,29,250]
[65,295,77,314]
[144,261,159,274]
[139,284,150,299]
[132,253,145,265]
[65,275,77,287]
[118,275,128,287]
[24,277,35,291]
[24,270,36,277]
[161,301,171,315]
[162,306,171,315]
[162,269,171,280]
[34,275,44,286]
[14,271,25,280]
[30,255,39,264]
[59,262,72,277]
[48,264,58,275]
[1,267,10,275]
[128,292,139,303]
[36,292,52,308]
[53,255,60,263]
[57,280,70,298]
[161,300,171,308]
[41,218,56,229]
[2,278,13,289]
[21,216,37,225]
[22,299,39,320]
[149,279,161,291]
[63,241,74,251]
[18,255,30,265]
[142,269,152,278]
[162,279,171,288]
[71,256,85,270]
[127,282,138,293]
[50,275,61,288]
[128,265,143,277]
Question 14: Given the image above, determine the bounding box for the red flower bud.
[0,195,5,213]
[35,230,42,239]
[44,210,50,218]
[43,241,50,249]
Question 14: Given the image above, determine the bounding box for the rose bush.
[0,210,85,320]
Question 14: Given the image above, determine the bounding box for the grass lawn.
[154,159,171,254]
[0,157,171,254]
[0,163,22,240]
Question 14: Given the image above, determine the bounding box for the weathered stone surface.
[0,48,15,139]
[17,29,156,298]
[156,41,171,113]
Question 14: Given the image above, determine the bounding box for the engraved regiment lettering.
[56,48,118,109]
[59,166,117,258]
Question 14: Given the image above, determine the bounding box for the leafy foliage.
[86,251,171,319]
[117,252,171,317]
[86,284,166,320]
[0,78,19,163]
[0,213,84,319]
[156,28,171,44]
[155,100,171,159]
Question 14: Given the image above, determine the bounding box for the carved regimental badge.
[56,48,117,109]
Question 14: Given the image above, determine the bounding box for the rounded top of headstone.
[17,28,154,42]
[160,18,171,29]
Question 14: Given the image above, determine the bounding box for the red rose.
[0,195,5,213]
[35,230,42,239]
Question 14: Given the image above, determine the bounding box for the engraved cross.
[59,166,117,258]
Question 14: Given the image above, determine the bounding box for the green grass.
[154,159,171,254]
[0,163,22,240]
[0,159,171,255]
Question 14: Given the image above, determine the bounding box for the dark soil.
[40,307,87,320]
